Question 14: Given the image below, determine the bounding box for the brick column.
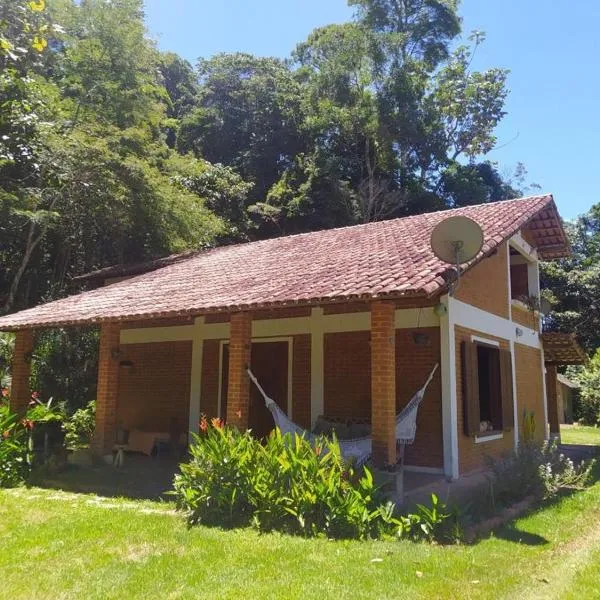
[10,329,35,415]
[226,312,252,430]
[91,322,121,455]
[371,301,396,467]
[545,365,560,436]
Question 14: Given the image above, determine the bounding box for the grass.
[561,424,600,446]
[2,478,600,599]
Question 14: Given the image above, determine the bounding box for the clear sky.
[144,0,599,220]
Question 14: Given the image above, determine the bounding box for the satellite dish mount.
[430,216,484,296]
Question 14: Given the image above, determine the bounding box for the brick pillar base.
[91,323,121,455]
[371,301,396,467]
[10,330,35,415]
[226,312,252,430]
[546,365,559,435]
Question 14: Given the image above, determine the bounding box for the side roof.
[0,194,568,330]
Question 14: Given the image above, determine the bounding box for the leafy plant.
[62,400,95,450]
[486,440,594,508]
[523,410,536,443]
[175,419,461,542]
[0,402,31,487]
[398,494,461,543]
[174,420,389,539]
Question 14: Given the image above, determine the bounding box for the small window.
[510,263,529,300]
[462,341,514,437]
[477,345,502,432]
[510,247,537,301]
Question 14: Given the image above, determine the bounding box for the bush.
[570,351,600,425]
[0,402,31,488]
[174,419,458,542]
[63,400,96,450]
[486,440,594,507]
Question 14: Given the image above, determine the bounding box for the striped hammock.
[247,363,438,466]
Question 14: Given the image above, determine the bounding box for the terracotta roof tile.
[0,194,568,330]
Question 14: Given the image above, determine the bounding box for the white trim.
[509,232,537,261]
[506,241,513,322]
[120,307,440,345]
[510,339,519,448]
[450,297,541,349]
[404,465,445,475]
[474,432,504,444]
[470,335,500,348]
[120,325,194,344]
[218,337,294,421]
[310,308,325,426]
[440,295,459,480]
[188,317,204,441]
[540,345,550,441]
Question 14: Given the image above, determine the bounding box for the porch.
[32,454,449,502]
[9,300,447,480]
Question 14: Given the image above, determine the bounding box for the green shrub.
[571,351,600,426]
[486,440,594,507]
[174,420,458,542]
[63,401,96,450]
[0,402,31,488]
[396,494,461,543]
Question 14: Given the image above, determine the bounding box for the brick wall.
[117,341,192,433]
[546,365,559,434]
[396,329,443,468]
[455,244,510,319]
[324,331,371,420]
[370,301,397,466]
[9,329,34,415]
[515,343,545,442]
[199,335,311,428]
[455,325,514,474]
[291,335,311,428]
[323,327,442,468]
[200,339,220,417]
[226,313,252,429]
[92,323,121,455]
[512,303,539,331]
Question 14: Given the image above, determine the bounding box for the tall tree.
[541,203,600,353]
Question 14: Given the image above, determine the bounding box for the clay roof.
[0,194,568,330]
[542,332,588,365]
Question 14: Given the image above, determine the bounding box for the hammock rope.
[247,363,438,466]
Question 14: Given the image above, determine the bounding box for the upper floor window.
[509,245,539,302]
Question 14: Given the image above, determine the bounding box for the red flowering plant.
[0,402,31,487]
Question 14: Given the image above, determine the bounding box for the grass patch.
[1,479,600,599]
[561,424,600,446]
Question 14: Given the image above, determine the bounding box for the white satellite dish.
[430,216,484,295]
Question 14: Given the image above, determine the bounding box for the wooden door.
[220,341,289,438]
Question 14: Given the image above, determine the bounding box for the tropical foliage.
[0,400,31,487]
[0,0,568,413]
[174,419,458,541]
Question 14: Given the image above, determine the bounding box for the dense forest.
[0,0,598,410]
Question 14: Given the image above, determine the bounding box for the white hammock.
[247,363,438,467]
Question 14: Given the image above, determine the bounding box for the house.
[0,195,572,480]
[556,375,578,424]
[542,332,587,438]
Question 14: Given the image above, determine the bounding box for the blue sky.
[144,0,599,220]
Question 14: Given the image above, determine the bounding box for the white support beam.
[188,317,205,441]
[440,295,459,480]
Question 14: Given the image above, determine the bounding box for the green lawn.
[561,424,600,446]
[2,480,600,599]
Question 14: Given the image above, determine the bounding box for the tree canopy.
[3,0,590,410]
